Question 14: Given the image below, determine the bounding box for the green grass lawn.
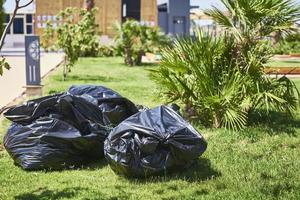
[268,59,300,68]
[0,57,300,200]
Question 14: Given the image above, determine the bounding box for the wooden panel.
[35,0,64,36]
[104,0,121,36]
[35,0,156,38]
[94,0,105,35]
[63,0,84,9]
[35,0,84,36]
[141,0,157,26]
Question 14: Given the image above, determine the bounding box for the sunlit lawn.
[268,59,300,68]
[0,57,299,200]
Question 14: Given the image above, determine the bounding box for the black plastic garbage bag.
[67,85,138,126]
[4,118,106,170]
[104,105,207,177]
[3,85,138,170]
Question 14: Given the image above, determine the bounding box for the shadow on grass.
[79,159,108,170]
[119,63,158,68]
[260,181,296,199]
[127,158,221,183]
[23,160,108,173]
[63,74,124,83]
[175,158,221,182]
[15,186,130,200]
[138,62,159,67]
[15,187,81,200]
[248,111,300,136]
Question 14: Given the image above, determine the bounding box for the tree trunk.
[63,56,68,81]
[213,112,222,128]
[272,31,281,46]
[134,51,144,66]
[0,6,17,50]
[124,48,133,66]
[85,0,95,11]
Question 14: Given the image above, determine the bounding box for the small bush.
[114,20,169,66]
[151,0,300,130]
[97,45,115,57]
[151,31,299,130]
[274,42,300,54]
[274,33,300,54]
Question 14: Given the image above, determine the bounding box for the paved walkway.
[0,53,64,108]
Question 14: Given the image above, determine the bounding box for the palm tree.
[206,0,300,45]
[151,0,300,130]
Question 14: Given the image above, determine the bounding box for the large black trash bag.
[68,85,138,126]
[4,118,106,170]
[3,85,138,170]
[104,105,207,177]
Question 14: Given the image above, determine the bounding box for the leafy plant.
[273,41,300,54]
[205,0,300,114]
[273,33,300,54]
[205,0,300,45]
[151,31,249,129]
[42,7,99,80]
[114,20,169,66]
[0,57,10,75]
[97,45,115,57]
[151,0,300,130]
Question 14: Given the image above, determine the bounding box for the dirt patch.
[0,144,4,151]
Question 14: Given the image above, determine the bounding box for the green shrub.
[274,41,300,54]
[151,32,250,129]
[274,33,300,54]
[152,30,299,130]
[97,45,115,57]
[285,33,300,42]
[151,0,300,130]
[114,20,169,66]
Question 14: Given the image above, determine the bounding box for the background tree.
[0,0,5,35]
[85,0,94,11]
[0,0,34,76]
[42,7,99,80]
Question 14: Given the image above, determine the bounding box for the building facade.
[158,0,191,36]
[3,4,35,48]
[35,0,157,37]
[3,0,157,48]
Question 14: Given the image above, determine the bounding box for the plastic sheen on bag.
[3,85,138,170]
[104,105,207,177]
